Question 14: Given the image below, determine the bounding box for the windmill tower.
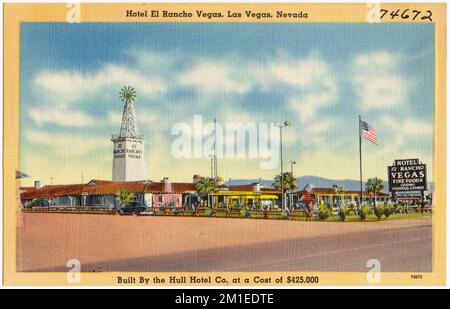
[111,86,146,182]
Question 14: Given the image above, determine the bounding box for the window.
[94,196,102,205]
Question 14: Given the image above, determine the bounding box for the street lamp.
[209,154,214,179]
[290,160,296,176]
[275,121,290,211]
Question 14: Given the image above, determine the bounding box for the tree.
[116,189,135,207]
[273,172,297,193]
[195,177,218,207]
[333,185,345,196]
[365,177,384,207]
[332,184,345,206]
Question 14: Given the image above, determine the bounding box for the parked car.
[31,198,50,207]
[118,201,154,216]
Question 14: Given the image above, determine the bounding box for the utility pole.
[209,154,214,178]
[276,121,290,211]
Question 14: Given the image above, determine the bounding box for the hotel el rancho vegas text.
[125,9,309,20]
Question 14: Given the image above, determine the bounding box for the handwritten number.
[421,10,432,21]
[390,9,400,19]
[412,10,421,20]
[379,8,432,21]
[401,9,409,19]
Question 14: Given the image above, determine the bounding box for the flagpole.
[359,115,363,207]
[213,118,217,179]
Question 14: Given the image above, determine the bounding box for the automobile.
[118,201,154,216]
[31,197,50,207]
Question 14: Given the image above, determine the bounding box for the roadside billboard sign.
[388,159,427,194]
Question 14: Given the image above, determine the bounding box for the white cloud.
[24,129,110,156]
[266,56,333,90]
[35,64,167,102]
[179,62,251,94]
[355,51,393,67]
[308,119,333,134]
[28,106,95,128]
[20,150,112,186]
[291,92,335,124]
[381,115,433,137]
[352,51,407,111]
[130,49,180,69]
[221,109,263,124]
[108,108,168,136]
[107,111,123,124]
[265,55,338,142]
[402,118,434,137]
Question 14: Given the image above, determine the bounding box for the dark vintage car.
[29,198,50,207]
[118,201,154,216]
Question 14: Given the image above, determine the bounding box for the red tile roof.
[21,184,86,200]
[20,180,197,200]
[20,180,387,201]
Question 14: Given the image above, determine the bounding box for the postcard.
[2,2,447,287]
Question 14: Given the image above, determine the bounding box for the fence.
[24,206,115,215]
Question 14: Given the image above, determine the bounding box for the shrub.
[374,204,385,219]
[392,204,400,213]
[338,208,346,221]
[281,210,291,220]
[358,205,373,221]
[340,204,355,221]
[383,204,396,218]
[317,204,332,221]
[207,208,215,217]
[240,208,250,218]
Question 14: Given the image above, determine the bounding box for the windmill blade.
[119,86,137,103]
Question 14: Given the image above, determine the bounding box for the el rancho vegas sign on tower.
[111,86,146,182]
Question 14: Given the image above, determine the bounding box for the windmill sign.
[388,159,427,198]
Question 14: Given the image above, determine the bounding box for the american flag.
[361,120,377,145]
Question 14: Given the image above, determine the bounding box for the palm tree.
[273,172,297,193]
[365,177,384,207]
[195,177,218,207]
[116,189,135,207]
[333,184,345,207]
[273,172,297,209]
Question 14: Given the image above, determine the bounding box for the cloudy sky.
[20,23,434,186]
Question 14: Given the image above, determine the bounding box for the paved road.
[18,214,432,272]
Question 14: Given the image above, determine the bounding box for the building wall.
[53,195,81,206]
[84,195,116,207]
[38,193,177,208]
[153,193,182,208]
[144,193,153,208]
[52,195,119,207]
